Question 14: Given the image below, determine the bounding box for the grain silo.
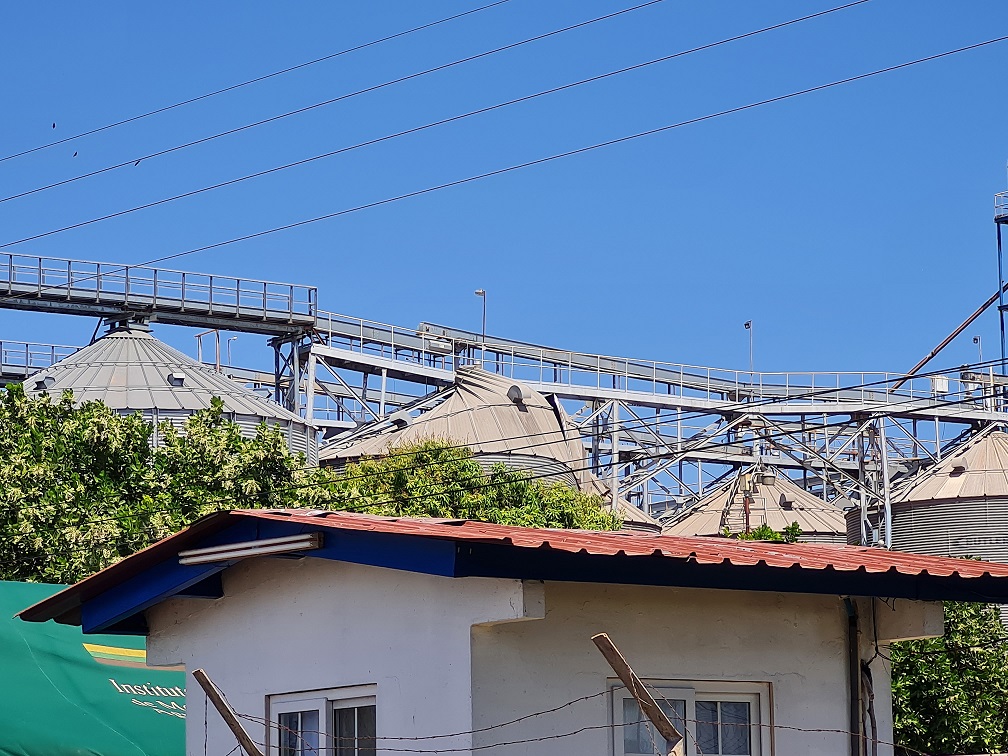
[320,364,658,530]
[883,428,1008,562]
[663,464,849,544]
[24,321,317,463]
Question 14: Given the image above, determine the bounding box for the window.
[268,686,376,756]
[612,681,768,756]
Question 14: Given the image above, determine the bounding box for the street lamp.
[227,336,238,366]
[744,320,753,376]
[474,289,486,367]
[974,335,983,365]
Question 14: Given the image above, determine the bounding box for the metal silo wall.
[231,415,319,466]
[891,499,1008,562]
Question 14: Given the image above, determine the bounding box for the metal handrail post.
[208,275,214,314]
[153,269,158,307]
[180,272,186,312]
[124,267,130,306]
[66,259,71,300]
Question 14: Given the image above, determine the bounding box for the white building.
[21,509,1008,756]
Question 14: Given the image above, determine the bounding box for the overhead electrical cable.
[4,31,1000,268]
[0,0,871,246]
[0,0,513,164]
[0,0,666,204]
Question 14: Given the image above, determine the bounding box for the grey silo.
[24,322,317,463]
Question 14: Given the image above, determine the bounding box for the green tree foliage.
[721,522,802,543]
[0,387,618,584]
[892,600,1008,755]
[324,440,620,530]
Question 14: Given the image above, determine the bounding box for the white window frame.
[267,684,377,756]
[610,679,771,756]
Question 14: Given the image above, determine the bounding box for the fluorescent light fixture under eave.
[178,533,323,565]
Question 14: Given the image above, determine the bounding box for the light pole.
[227,336,238,366]
[474,289,486,367]
[744,320,753,376]
[974,335,983,365]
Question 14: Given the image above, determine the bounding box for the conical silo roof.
[320,365,658,530]
[892,430,1008,503]
[662,466,848,544]
[23,322,316,461]
[321,365,588,472]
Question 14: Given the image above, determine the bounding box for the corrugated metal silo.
[24,321,318,463]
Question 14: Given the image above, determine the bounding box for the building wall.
[471,584,894,755]
[146,558,531,756]
[146,558,904,756]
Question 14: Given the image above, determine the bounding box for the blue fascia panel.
[79,518,458,633]
[80,520,261,634]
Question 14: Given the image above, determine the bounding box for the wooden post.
[192,668,265,756]
[592,633,684,756]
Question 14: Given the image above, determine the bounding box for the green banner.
[2,581,184,756]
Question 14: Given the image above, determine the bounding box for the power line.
[0,0,513,165]
[0,0,666,205]
[0,0,871,245]
[6,32,1002,275]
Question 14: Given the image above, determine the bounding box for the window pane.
[696,701,719,755]
[335,707,356,756]
[623,699,652,755]
[301,710,320,756]
[358,706,376,756]
[719,702,751,755]
[622,698,685,755]
[279,712,299,756]
[278,711,320,756]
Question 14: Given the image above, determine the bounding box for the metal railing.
[0,253,317,322]
[313,310,992,411]
[0,341,78,377]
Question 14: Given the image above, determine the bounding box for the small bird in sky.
[72,151,77,157]
[52,122,56,129]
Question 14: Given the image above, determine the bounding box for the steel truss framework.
[284,312,1006,547]
[1,252,1005,548]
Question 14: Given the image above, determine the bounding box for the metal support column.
[878,418,893,548]
[610,402,620,504]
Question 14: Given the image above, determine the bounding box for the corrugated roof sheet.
[893,429,1008,503]
[25,324,307,426]
[247,509,1008,576]
[21,508,1008,627]
[662,467,848,543]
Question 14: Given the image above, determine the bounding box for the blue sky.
[1,0,1007,374]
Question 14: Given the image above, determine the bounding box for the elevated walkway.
[310,311,1002,423]
[0,254,316,336]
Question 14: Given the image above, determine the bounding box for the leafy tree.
[321,440,620,530]
[0,387,618,584]
[721,522,802,543]
[892,600,1008,755]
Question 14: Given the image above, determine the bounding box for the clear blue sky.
[2,0,1007,374]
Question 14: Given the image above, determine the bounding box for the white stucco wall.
[470,584,895,756]
[146,557,535,756]
[145,557,919,756]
